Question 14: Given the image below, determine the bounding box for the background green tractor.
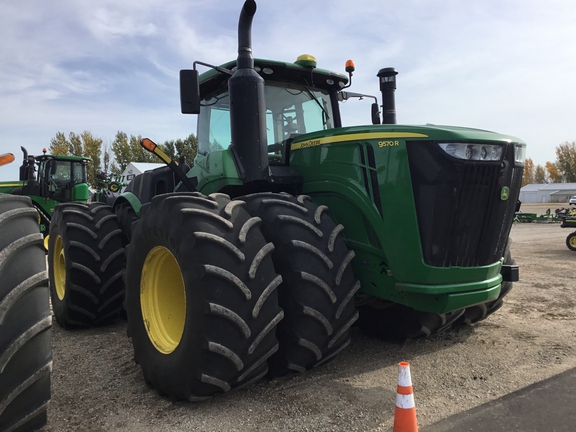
[0,147,90,238]
[91,172,126,206]
[0,153,52,431]
[48,0,524,401]
[560,214,576,250]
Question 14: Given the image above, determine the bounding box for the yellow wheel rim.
[53,235,67,300]
[570,236,576,248]
[141,246,186,354]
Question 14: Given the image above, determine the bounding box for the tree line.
[47,132,576,189]
[522,141,576,186]
[49,131,197,188]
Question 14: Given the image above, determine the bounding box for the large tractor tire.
[239,193,359,378]
[454,240,516,326]
[48,202,125,328]
[115,202,138,246]
[0,195,51,432]
[566,232,576,251]
[125,192,283,401]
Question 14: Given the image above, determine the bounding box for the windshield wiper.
[303,87,330,125]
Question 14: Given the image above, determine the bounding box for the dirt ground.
[44,203,576,432]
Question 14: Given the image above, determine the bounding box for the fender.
[113,191,142,216]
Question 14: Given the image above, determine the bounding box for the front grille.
[407,141,522,267]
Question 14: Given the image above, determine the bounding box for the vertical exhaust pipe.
[19,146,34,182]
[377,67,398,124]
[228,0,269,184]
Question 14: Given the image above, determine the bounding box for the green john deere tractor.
[0,153,52,431]
[0,147,90,238]
[48,0,524,401]
[92,172,126,206]
[560,213,576,251]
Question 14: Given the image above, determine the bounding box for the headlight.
[438,143,503,161]
[513,143,527,166]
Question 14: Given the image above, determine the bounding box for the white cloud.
[86,9,158,41]
[1,0,576,181]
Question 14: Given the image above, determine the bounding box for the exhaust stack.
[377,67,398,124]
[19,146,35,182]
[228,0,269,184]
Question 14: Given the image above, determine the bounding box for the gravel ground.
[44,203,576,431]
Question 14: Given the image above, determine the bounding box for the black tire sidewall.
[240,193,359,375]
[0,195,51,431]
[48,202,125,327]
[126,223,207,396]
[126,193,282,400]
[566,232,576,251]
[47,203,70,324]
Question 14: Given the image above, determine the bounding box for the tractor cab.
[36,155,89,202]
[195,57,347,166]
[178,50,390,199]
[17,147,90,204]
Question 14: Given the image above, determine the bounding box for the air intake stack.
[228,0,270,184]
[377,67,398,124]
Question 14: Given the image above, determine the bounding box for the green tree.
[102,144,113,177]
[48,131,109,188]
[68,132,84,156]
[49,132,69,155]
[534,164,547,184]
[162,140,177,160]
[546,161,562,183]
[160,134,198,164]
[110,131,132,173]
[522,158,535,186]
[81,131,103,188]
[130,134,157,165]
[110,131,157,172]
[555,141,576,183]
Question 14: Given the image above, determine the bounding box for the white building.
[519,183,576,203]
[121,162,165,185]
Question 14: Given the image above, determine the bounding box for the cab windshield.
[197,81,334,164]
[42,159,87,202]
[71,161,87,185]
[49,160,86,185]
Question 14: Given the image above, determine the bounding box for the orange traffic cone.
[393,361,418,432]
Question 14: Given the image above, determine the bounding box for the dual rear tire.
[239,193,359,378]
[125,193,284,400]
[48,202,125,328]
[0,195,51,432]
[124,192,360,399]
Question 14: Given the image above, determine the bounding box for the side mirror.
[49,159,57,175]
[371,103,381,125]
[180,70,201,114]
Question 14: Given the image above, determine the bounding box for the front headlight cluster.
[438,143,503,161]
[513,143,527,166]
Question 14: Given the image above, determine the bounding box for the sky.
[1,0,575,181]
